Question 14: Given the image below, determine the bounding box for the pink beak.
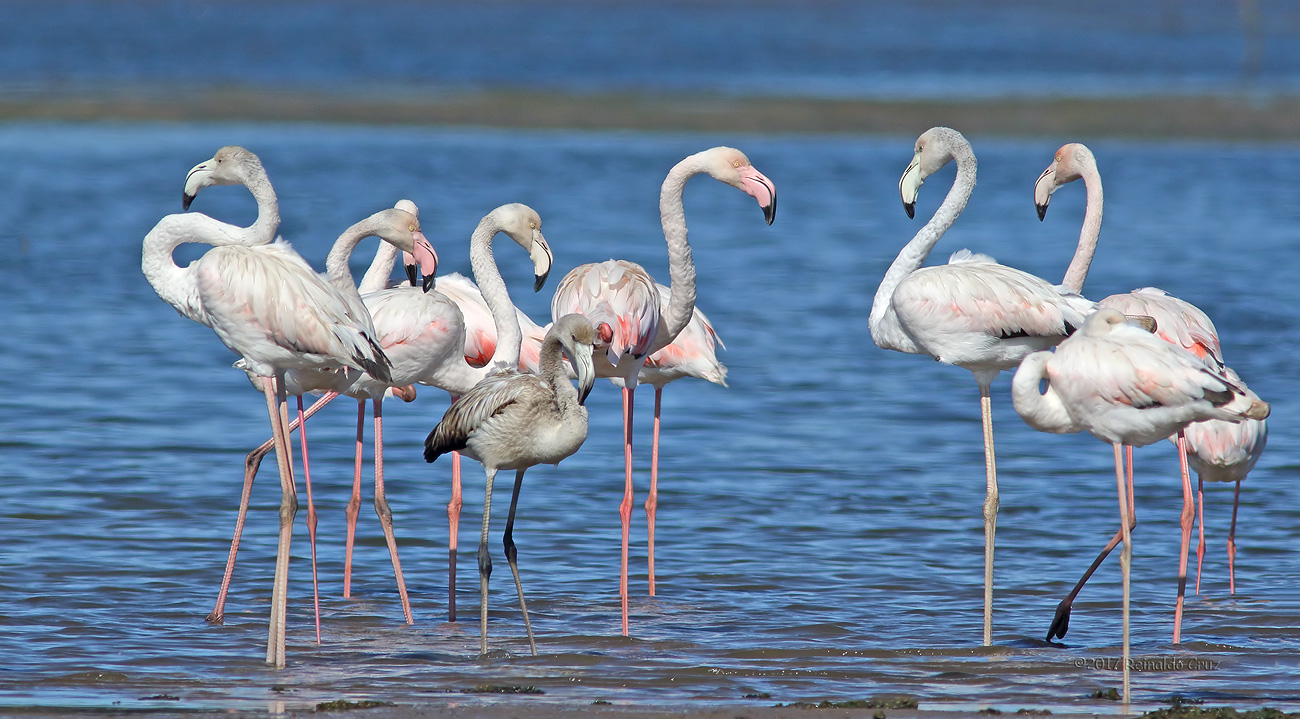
[410,231,439,278]
[738,165,777,225]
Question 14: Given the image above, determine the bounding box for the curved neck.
[650,153,702,355]
[245,169,281,243]
[358,241,402,294]
[539,336,580,413]
[1009,352,1080,434]
[1059,163,1103,295]
[470,213,522,371]
[325,216,386,295]
[141,213,245,325]
[869,141,976,351]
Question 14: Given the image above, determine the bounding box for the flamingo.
[868,127,1093,646]
[1033,143,1269,641]
[612,283,727,595]
[424,313,600,655]
[1011,308,1269,703]
[549,146,776,635]
[210,203,553,627]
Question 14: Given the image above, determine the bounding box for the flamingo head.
[494,203,554,292]
[1034,143,1095,221]
[377,206,439,292]
[702,147,777,225]
[183,145,265,211]
[554,314,599,405]
[900,127,965,219]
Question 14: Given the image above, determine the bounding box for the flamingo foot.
[1046,600,1072,642]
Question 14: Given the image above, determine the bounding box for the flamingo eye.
[530,222,537,230]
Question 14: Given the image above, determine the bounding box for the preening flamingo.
[424,313,600,655]
[868,127,1092,646]
[1011,308,1269,703]
[1033,143,1268,641]
[549,146,776,636]
[610,283,727,595]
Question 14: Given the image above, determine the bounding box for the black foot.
[1046,600,1072,642]
[205,611,224,625]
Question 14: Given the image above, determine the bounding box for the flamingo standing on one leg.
[611,284,727,595]
[424,314,600,656]
[1012,308,1269,704]
[550,146,776,636]
[868,127,1094,646]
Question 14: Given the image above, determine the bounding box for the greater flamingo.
[868,127,1092,646]
[1033,143,1269,642]
[424,313,600,655]
[1011,308,1269,703]
[611,283,727,595]
[549,146,776,635]
[212,203,553,627]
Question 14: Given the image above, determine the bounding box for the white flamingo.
[424,313,599,655]
[549,146,776,635]
[868,127,1093,646]
[1011,308,1269,703]
[1033,144,1269,641]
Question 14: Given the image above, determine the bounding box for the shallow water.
[0,123,1298,712]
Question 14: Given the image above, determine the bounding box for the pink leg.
[646,386,662,597]
[448,450,463,622]
[1228,479,1241,594]
[1195,474,1206,595]
[619,384,635,637]
[373,399,414,624]
[343,401,365,599]
[208,391,337,625]
[264,374,298,668]
[1114,444,1132,704]
[296,396,322,644]
[1173,432,1193,644]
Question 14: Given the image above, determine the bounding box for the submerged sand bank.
[2,87,1298,139]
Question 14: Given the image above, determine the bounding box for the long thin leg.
[503,469,537,656]
[448,450,463,622]
[208,391,337,625]
[343,400,365,599]
[372,398,413,624]
[646,386,662,597]
[1173,431,1193,644]
[479,467,498,654]
[619,384,635,637]
[1114,443,1132,705]
[1045,446,1137,642]
[1228,479,1241,594]
[1195,474,1206,595]
[264,374,298,669]
[296,395,322,645]
[978,383,998,647]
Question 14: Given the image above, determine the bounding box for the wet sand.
[2,87,1299,139]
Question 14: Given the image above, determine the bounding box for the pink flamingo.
[1033,143,1269,641]
[549,146,776,636]
[612,283,727,595]
[1012,308,1269,703]
[869,127,1094,646]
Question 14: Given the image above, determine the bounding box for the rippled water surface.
[1,124,1299,713]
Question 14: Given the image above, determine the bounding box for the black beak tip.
[534,272,549,293]
[762,200,777,226]
[1036,204,1048,221]
[903,202,915,220]
[422,274,436,293]
[405,264,419,288]
[182,193,195,211]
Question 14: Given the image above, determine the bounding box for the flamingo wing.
[423,370,542,460]
[552,260,660,365]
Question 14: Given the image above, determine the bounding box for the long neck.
[245,168,281,243]
[648,153,701,355]
[470,213,522,371]
[539,337,580,415]
[358,240,402,294]
[141,213,243,325]
[325,217,384,295]
[1009,352,1080,434]
[1059,163,1103,295]
[869,142,976,352]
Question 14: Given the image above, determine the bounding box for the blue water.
[1,122,1298,713]
[1,0,1299,99]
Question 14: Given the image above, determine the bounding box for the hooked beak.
[402,252,419,288]
[899,154,923,220]
[574,344,596,405]
[530,232,553,292]
[182,159,215,211]
[1034,165,1056,221]
[408,231,439,292]
[738,165,777,225]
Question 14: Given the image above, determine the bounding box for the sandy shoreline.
[1,87,1298,140]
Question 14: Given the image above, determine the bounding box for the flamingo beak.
[531,232,554,292]
[182,160,213,211]
[1034,165,1057,221]
[575,345,596,405]
[739,166,777,225]
[409,231,438,293]
[899,154,924,220]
